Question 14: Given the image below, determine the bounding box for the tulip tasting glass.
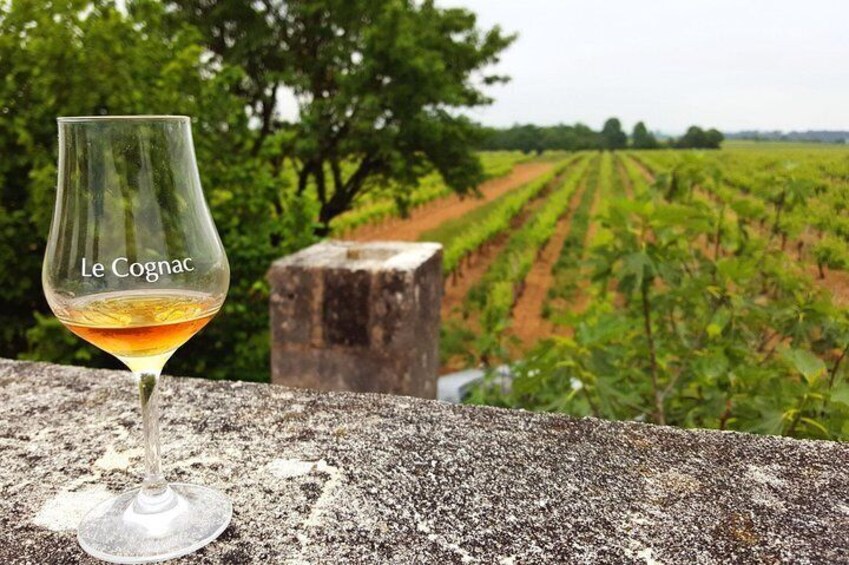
[43,116,231,563]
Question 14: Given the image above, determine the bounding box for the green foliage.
[470,148,849,440]
[0,0,309,380]
[1,0,513,381]
[545,153,604,314]
[169,0,515,233]
[814,236,849,278]
[676,125,724,149]
[21,313,99,366]
[439,318,478,367]
[600,117,627,150]
[421,156,580,274]
[465,157,591,363]
[481,120,725,153]
[480,123,601,153]
[631,121,659,149]
[329,151,528,235]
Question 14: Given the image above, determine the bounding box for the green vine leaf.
[830,383,849,406]
[782,348,826,385]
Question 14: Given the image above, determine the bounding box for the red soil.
[438,169,572,373]
[807,265,849,307]
[440,180,560,320]
[629,156,654,183]
[441,238,506,318]
[509,177,589,348]
[616,155,635,198]
[345,162,553,242]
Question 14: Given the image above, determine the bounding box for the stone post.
[267,241,442,398]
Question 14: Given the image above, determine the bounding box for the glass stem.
[137,371,168,502]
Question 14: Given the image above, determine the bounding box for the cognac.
[57,290,221,370]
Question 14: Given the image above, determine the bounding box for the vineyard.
[329,151,533,235]
[346,143,849,440]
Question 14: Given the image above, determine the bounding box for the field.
[345,143,849,439]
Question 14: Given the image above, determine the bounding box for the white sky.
[440,0,849,134]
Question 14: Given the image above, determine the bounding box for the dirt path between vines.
[440,170,570,321]
[628,155,654,183]
[549,165,613,337]
[509,176,589,348]
[441,238,507,319]
[439,167,575,374]
[345,162,553,242]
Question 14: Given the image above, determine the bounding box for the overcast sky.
[439,0,849,134]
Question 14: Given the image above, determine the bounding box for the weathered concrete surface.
[268,241,442,398]
[1,358,849,564]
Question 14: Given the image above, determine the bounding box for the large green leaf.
[830,383,849,406]
[782,348,827,386]
[619,251,653,292]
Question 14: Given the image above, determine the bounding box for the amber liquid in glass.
[57,290,221,370]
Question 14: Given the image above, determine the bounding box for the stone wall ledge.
[1,358,848,564]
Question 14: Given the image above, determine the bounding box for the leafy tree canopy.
[600,117,627,150]
[0,0,515,378]
[166,0,516,233]
[1,0,309,379]
[676,125,724,149]
[631,121,658,149]
[479,123,600,153]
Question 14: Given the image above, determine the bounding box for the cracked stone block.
[268,241,442,398]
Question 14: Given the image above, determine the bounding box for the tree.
[600,117,627,150]
[168,0,515,234]
[631,121,658,149]
[705,128,724,149]
[479,123,600,152]
[675,126,724,149]
[675,126,725,149]
[0,0,314,380]
[480,124,544,154]
[677,126,706,148]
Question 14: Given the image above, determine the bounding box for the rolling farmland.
[345,143,849,439]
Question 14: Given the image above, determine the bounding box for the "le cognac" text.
[81,257,195,283]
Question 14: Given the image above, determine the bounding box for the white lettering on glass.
[81,257,196,282]
[112,257,129,278]
[81,258,105,278]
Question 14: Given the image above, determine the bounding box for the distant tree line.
[725,130,849,144]
[480,118,724,153]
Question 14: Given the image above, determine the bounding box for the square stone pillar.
[268,241,442,398]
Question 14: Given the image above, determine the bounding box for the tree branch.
[297,161,313,197]
[330,158,343,198]
[315,161,327,207]
[251,83,279,156]
[315,155,379,231]
[829,342,849,389]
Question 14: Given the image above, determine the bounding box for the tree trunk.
[297,161,314,196]
[316,190,355,236]
[251,85,278,156]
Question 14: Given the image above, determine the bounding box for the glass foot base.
[77,483,232,564]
